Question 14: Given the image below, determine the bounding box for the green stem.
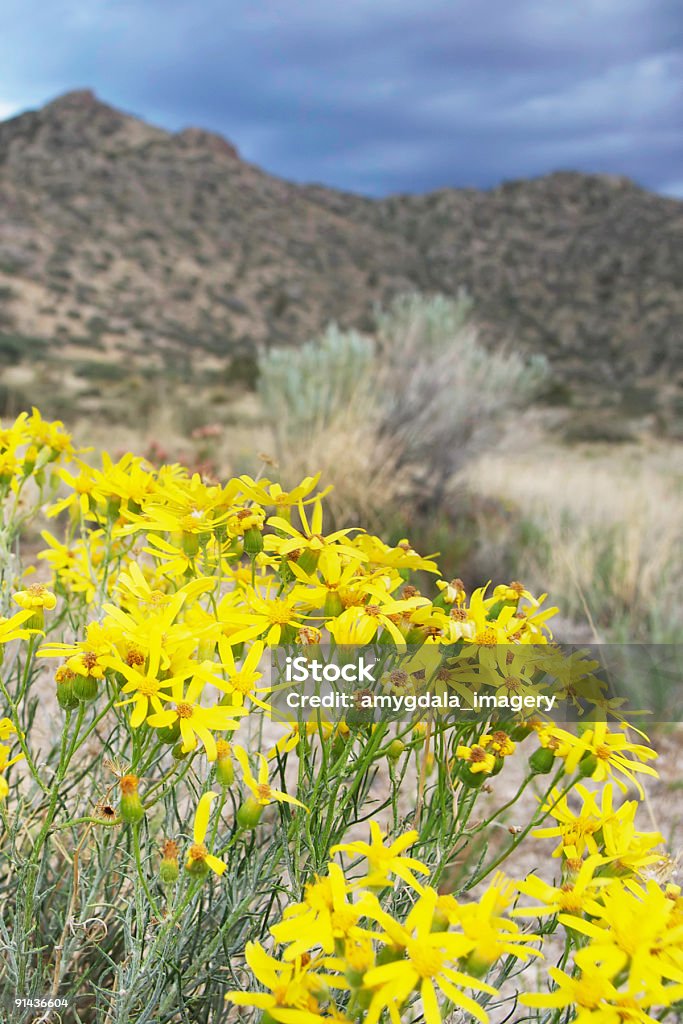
[133,822,161,919]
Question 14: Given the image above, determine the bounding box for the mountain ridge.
[1,90,681,425]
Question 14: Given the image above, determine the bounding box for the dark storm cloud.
[1,0,681,196]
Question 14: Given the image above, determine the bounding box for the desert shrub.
[73,361,130,382]
[0,334,49,364]
[258,292,547,523]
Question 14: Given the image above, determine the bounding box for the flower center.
[558,886,583,913]
[138,677,161,697]
[268,601,294,625]
[407,940,443,978]
[474,628,497,646]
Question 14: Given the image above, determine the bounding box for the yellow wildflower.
[331,823,428,891]
[185,792,227,876]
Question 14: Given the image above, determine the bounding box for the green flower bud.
[119,775,145,825]
[529,747,556,774]
[56,672,79,710]
[106,498,121,522]
[278,560,297,585]
[459,764,487,788]
[386,739,406,762]
[157,721,181,744]
[243,525,264,556]
[323,591,344,618]
[432,906,450,933]
[376,944,405,966]
[296,549,319,575]
[279,623,298,644]
[345,691,375,729]
[159,840,180,884]
[24,610,45,631]
[345,966,365,989]
[73,675,98,702]
[578,752,598,778]
[509,722,535,742]
[181,531,200,557]
[237,797,264,830]
[215,741,234,787]
[464,951,495,979]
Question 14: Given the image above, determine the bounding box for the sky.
[1,0,681,198]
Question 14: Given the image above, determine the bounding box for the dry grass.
[465,436,683,641]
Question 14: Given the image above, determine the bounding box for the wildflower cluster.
[0,410,677,1024]
[228,828,540,1024]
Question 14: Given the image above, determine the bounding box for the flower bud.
[386,739,406,762]
[345,966,365,989]
[295,549,319,575]
[323,591,344,618]
[578,752,598,778]
[185,843,211,877]
[432,906,450,933]
[215,740,234,787]
[106,498,121,522]
[528,747,556,774]
[459,764,487,788]
[236,797,264,830]
[332,731,349,760]
[181,531,200,557]
[23,445,38,475]
[243,525,264,556]
[412,723,427,748]
[345,690,375,729]
[56,667,79,710]
[157,721,181,744]
[562,854,583,884]
[278,559,297,584]
[509,722,535,742]
[73,674,99,702]
[376,944,404,967]
[119,774,145,824]
[159,839,180,884]
[25,610,45,631]
[464,951,495,978]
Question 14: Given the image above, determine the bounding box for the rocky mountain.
[0,89,681,426]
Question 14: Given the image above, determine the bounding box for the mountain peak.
[0,88,167,157]
[45,88,101,110]
[175,126,240,160]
